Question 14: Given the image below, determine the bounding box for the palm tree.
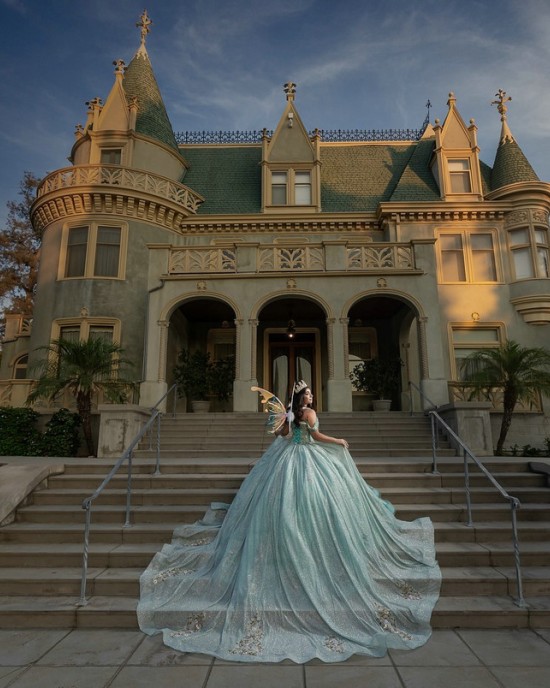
[461,339,550,455]
[27,338,134,456]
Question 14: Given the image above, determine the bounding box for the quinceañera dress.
[138,390,441,663]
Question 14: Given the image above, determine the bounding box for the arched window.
[13,354,28,379]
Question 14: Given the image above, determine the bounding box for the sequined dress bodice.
[291,419,319,444]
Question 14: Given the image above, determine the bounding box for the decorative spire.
[284,82,296,102]
[136,10,152,55]
[491,89,514,143]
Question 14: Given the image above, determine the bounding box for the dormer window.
[448,159,472,193]
[270,169,312,206]
[271,172,287,205]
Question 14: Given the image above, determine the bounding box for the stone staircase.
[0,412,549,629]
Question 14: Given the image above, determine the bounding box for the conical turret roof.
[490,89,538,190]
[122,12,178,152]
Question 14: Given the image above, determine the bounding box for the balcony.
[32,165,204,234]
[167,242,419,275]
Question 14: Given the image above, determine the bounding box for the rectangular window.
[509,228,536,279]
[439,231,498,283]
[65,227,89,277]
[535,228,550,278]
[470,233,497,281]
[61,224,125,280]
[451,326,501,381]
[440,234,466,281]
[94,227,121,277]
[294,171,311,205]
[449,159,472,193]
[100,148,122,165]
[271,172,287,205]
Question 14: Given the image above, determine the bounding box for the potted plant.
[173,349,235,412]
[173,349,213,412]
[351,357,402,411]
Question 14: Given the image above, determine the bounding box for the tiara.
[293,380,308,394]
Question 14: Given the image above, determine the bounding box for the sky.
[1,0,550,225]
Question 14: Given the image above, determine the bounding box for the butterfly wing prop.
[251,386,288,434]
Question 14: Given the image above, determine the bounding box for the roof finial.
[491,89,512,121]
[491,89,514,144]
[284,82,297,102]
[136,9,153,49]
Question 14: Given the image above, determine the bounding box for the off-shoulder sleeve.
[307,418,320,433]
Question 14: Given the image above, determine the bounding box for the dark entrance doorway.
[269,333,316,405]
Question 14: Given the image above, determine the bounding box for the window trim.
[508,224,550,281]
[437,228,501,284]
[448,322,504,381]
[58,222,128,281]
[448,158,472,194]
[100,147,123,165]
[268,167,313,207]
[52,317,121,345]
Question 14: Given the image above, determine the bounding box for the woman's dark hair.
[291,387,313,427]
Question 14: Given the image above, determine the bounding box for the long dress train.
[137,419,441,663]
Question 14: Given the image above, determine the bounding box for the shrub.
[0,407,43,456]
[42,408,81,457]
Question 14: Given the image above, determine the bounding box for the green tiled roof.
[320,144,418,211]
[390,139,440,202]
[123,52,179,152]
[491,140,539,191]
[179,140,504,214]
[182,147,262,214]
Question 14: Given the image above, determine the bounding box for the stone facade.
[1,14,549,452]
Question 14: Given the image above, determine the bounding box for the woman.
[138,381,441,663]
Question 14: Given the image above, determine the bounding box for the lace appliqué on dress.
[324,636,346,653]
[375,604,413,641]
[230,614,264,656]
[153,566,194,585]
[396,580,422,600]
[169,612,205,638]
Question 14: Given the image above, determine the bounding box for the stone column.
[233,318,259,411]
[326,317,352,411]
[139,319,168,409]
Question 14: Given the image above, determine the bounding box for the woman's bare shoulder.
[302,408,317,425]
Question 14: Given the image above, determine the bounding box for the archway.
[256,296,327,409]
[347,295,419,411]
[168,297,237,411]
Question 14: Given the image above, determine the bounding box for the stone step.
[2,519,550,546]
[0,594,548,630]
[55,458,538,476]
[1,566,548,598]
[13,501,550,525]
[28,486,550,507]
[1,541,549,569]
[133,448,459,459]
[47,471,547,491]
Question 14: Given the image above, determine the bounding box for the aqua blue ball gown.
[137,419,441,663]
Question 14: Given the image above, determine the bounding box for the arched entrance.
[347,295,419,411]
[168,297,237,411]
[257,297,327,409]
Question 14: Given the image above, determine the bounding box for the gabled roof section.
[390,138,440,202]
[95,60,131,131]
[320,143,418,212]
[122,12,178,152]
[490,90,539,191]
[438,92,472,148]
[265,83,315,163]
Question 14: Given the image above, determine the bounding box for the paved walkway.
[1,628,550,687]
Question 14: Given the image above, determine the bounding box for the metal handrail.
[408,380,438,415]
[77,383,179,606]
[428,409,525,607]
